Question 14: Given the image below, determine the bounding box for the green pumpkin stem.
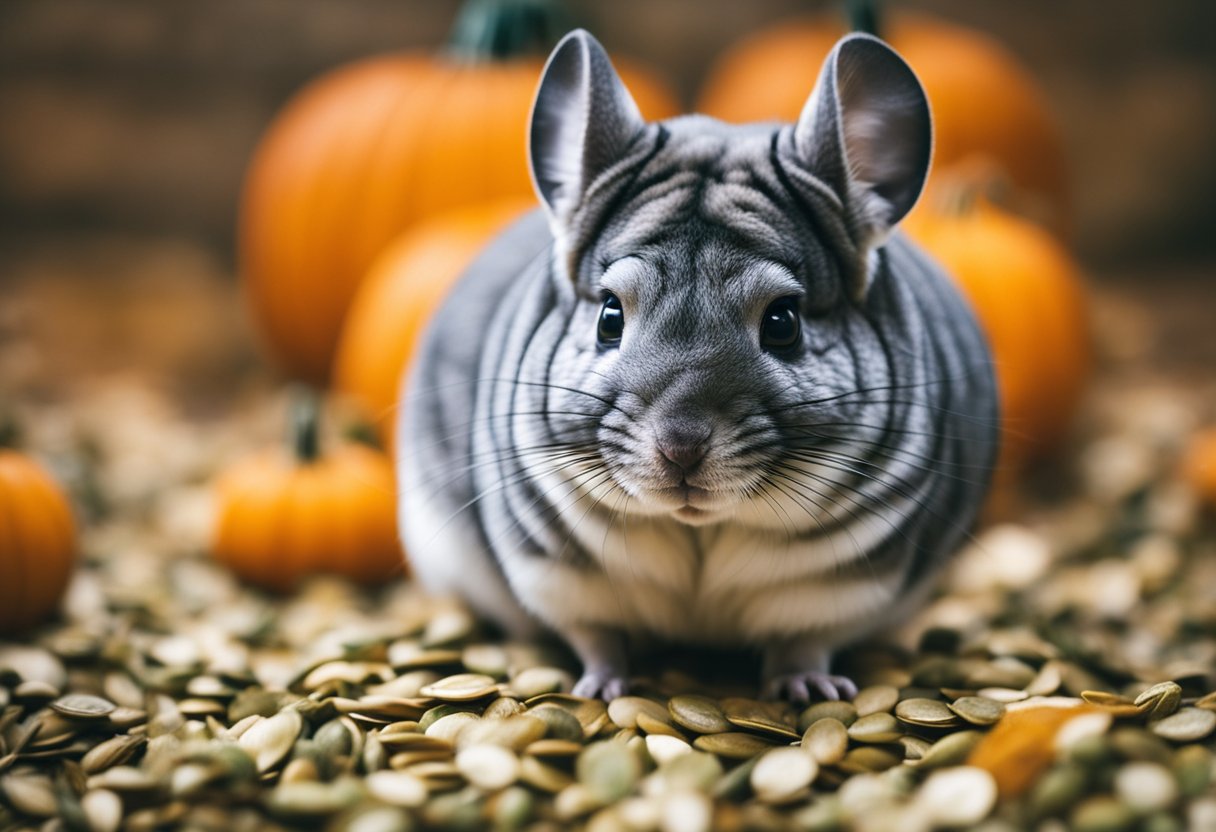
[446,0,573,61]
[845,0,882,38]
[289,387,322,464]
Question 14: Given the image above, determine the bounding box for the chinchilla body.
[398,31,998,700]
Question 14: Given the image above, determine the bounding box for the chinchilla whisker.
[782,452,969,551]
[787,436,992,484]
[407,442,601,492]
[782,420,993,447]
[422,451,607,543]
[394,408,606,463]
[766,466,913,584]
[759,472,865,576]
[768,371,989,415]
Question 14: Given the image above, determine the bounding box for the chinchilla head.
[525,30,933,527]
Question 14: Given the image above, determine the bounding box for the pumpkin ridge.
[20,472,73,626]
[348,63,454,299]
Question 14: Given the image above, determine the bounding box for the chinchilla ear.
[528,29,645,236]
[794,34,932,250]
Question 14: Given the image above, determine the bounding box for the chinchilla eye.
[760,297,801,353]
[597,293,624,346]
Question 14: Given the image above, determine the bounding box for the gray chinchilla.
[397,29,997,701]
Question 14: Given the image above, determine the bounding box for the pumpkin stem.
[845,0,882,38]
[0,410,19,449]
[446,0,572,62]
[290,387,322,464]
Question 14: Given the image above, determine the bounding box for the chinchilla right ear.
[790,34,933,299]
[528,29,646,254]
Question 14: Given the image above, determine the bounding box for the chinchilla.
[397,30,997,701]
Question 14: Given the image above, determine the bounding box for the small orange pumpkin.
[240,0,681,385]
[0,427,77,634]
[333,199,533,446]
[901,172,1091,475]
[698,3,1068,233]
[1181,427,1216,508]
[212,392,403,593]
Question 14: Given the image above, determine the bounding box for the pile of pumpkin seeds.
[2,372,1216,829]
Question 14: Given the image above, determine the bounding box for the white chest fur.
[502,496,903,646]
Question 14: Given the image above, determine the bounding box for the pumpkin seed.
[914,766,997,826]
[1150,707,1216,742]
[510,667,571,699]
[578,741,641,804]
[1070,795,1138,832]
[530,705,585,742]
[798,700,857,732]
[418,673,498,702]
[916,730,983,769]
[454,713,544,752]
[237,709,303,772]
[750,748,817,804]
[1136,682,1183,720]
[51,694,116,720]
[895,697,960,728]
[520,754,573,792]
[950,696,1006,726]
[692,732,777,760]
[644,734,692,766]
[1114,761,1178,812]
[853,685,900,717]
[456,743,520,791]
[668,695,731,735]
[720,697,798,739]
[847,712,903,743]
[0,772,57,817]
[608,696,670,730]
[636,711,684,737]
[81,789,123,832]
[1029,763,1088,819]
[81,734,146,774]
[461,644,509,678]
[801,717,848,765]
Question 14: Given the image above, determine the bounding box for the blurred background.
[0,0,1214,407]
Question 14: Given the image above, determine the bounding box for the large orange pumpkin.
[212,393,404,593]
[240,0,681,385]
[0,433,77,634]
[698,5,1068,233]
[902,176,1090,475]
[333,199,533,446]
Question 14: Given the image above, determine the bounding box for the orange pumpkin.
[901,175,1090,475]
[698,5,1068,233]
[212,392,404,593]
[240,0,681,385]
[333,199,532,446]
[1181,427,1216,507]
[0,435,77,634]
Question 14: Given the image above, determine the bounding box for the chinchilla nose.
[655,422,712,475]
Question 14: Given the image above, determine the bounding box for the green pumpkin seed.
[668,696,731,735]
[853,686,900,717]
[692,732,777,760]
[750,748,818,804]
[894,698,959,728]
[798,701,857,732]
[847,712,903,743]
[801,717,848,765]
[949,696,1006,726]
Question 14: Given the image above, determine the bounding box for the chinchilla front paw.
[762,670,859,704]
[572,670,630,701]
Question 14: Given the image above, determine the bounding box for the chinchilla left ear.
[528,29,646,245]
[793,33,932,273]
